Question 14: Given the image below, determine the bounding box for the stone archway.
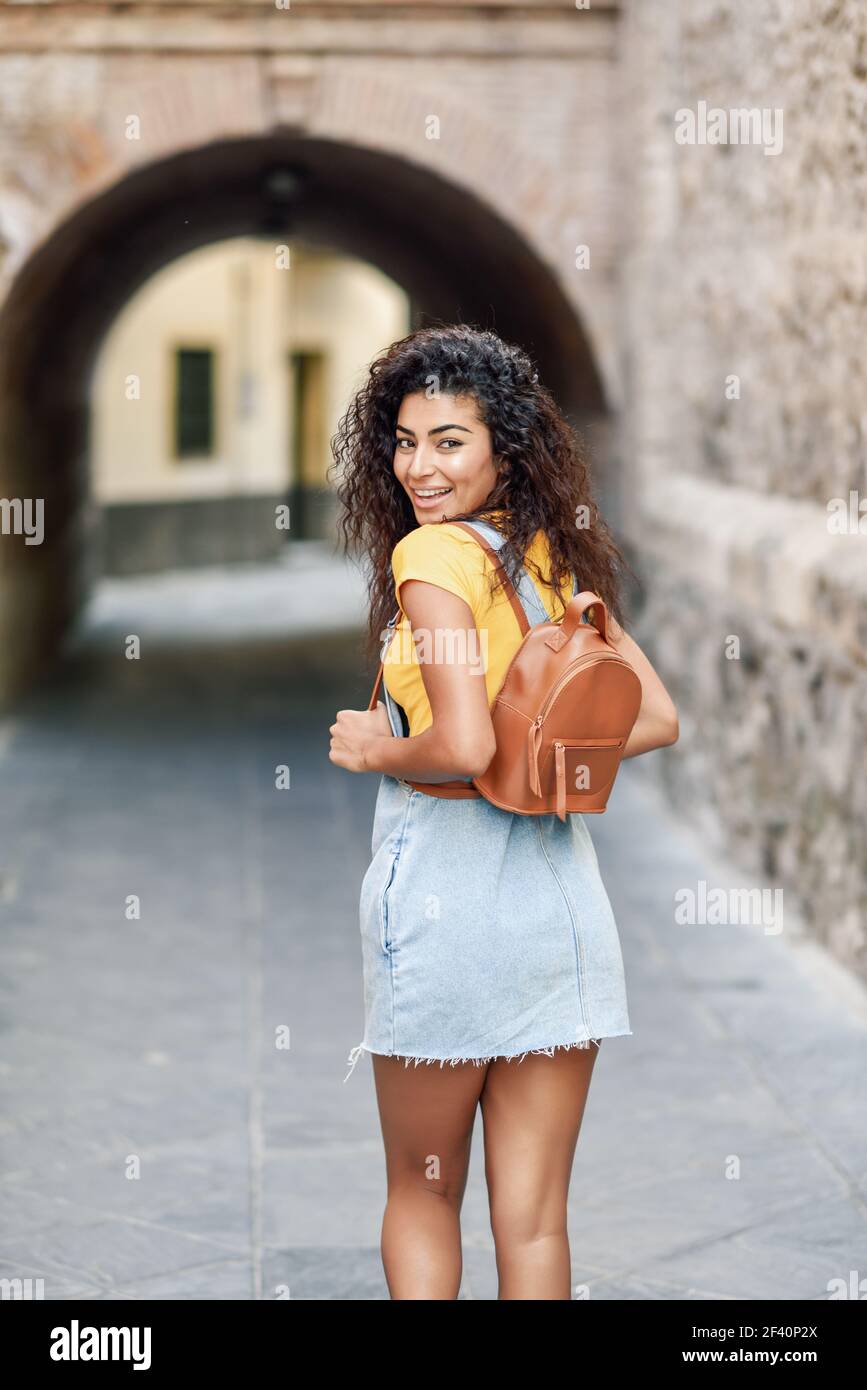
[0,58,616,399]
[0,67,613,704]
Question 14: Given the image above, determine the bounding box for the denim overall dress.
[344,519,632,1082]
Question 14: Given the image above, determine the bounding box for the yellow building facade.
[91,239,409,571]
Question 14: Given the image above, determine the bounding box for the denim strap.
[380,612,408,739]
[459,517,579,627]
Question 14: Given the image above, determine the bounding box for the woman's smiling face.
[393,391,498,523]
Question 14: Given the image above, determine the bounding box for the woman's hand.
[329,701,393,773]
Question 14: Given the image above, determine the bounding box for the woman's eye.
[439,438,461,448]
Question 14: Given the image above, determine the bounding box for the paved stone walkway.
[1,555,865,1300]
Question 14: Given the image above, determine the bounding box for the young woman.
[329,325,678,1300]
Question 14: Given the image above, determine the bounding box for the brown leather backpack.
[367,518,642,820]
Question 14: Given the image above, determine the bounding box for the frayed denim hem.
[342,1034,627,1084]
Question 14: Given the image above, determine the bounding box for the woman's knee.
[387,1155,468,1208]
[489,1176,568,1240]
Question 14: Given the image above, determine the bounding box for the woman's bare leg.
[371,1053,489,1299]
[481,1043,601,1300]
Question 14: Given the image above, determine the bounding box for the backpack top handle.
[544,591,612,652]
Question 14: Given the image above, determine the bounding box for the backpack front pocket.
[543,737,625,816]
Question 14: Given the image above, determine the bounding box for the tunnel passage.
[0,135,608,705]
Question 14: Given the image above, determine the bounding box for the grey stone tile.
[260,1151,386,1248]
[87,1259,253,1301]
[261,1246,473,1300]
[575,1273,725,1301]
[262,1246,389,1300]
[636,1194,867,1301]
[0,1257,101,1301]
[0,1219,236,1292]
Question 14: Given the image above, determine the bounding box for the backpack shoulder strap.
[367,608,405,737]
[449,518,577,630]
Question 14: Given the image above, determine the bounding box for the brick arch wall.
[0,53,617,407]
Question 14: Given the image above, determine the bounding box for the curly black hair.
[329,322,632,666]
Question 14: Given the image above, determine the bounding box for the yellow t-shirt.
[382,521,576,738]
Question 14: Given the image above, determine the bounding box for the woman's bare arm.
[361,580,497,782]
[605,612,679,757]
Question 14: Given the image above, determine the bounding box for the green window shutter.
[175,348,214,457]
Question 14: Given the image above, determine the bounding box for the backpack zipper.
[527,649,626,734]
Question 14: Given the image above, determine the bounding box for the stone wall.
[618,0,867,976]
